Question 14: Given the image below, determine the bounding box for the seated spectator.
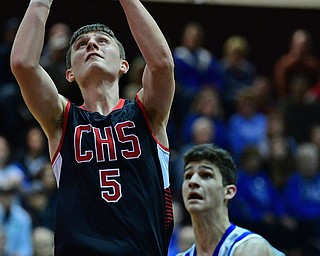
[0,17,32,148]
[172,22,224,129]
[281,74,320,143]
[283,143,320,255]
[273,29,320,101]
[250,75,278,115]
[0,183,33,256]
[17,125,49,185]
[219,35,256,117]
[227,88,267,164]
[229,146,297,252]
[22,163,57,231]
[120,54,144,100]
[0,135,25,191]
[258,110,297,159]
[180,87,229,150]
[173,22,224,96]
[264,135,295,191]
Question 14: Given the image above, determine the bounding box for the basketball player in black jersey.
[11,0,175,255]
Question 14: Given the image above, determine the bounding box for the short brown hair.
[66,23,126,69]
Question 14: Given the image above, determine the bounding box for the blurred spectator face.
[241,147,262,173]
[182,23,204,51]
[27,127,46,154]
[235,90,256,118]
[191,117,214,145]
[192,88,222,118]
[267,113,285,136]
[296,143,319,178]
[310,125,320,147]
[269,136,289,160]
[289,75,309,100]
[251,76,272,101]
[290,29,311,56]
[178,225,195,252]
[33,227,54,256]
[0,186,15,210]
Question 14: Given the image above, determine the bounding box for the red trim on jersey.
[79,99,126,113]
[164,187,173,229]
[51,100,71,164]
[135,95,169,152]
[112,99,125,111]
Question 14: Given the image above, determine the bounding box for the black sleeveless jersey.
[52,98,173,256]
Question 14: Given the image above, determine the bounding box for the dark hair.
[183,143,238,186]
[66,23,126,69]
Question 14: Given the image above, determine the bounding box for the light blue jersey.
[176,224,285,256]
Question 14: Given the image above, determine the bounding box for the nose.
[188,174,200,189]
[86,39,99,51]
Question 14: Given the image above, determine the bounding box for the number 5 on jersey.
[99,169,122,203]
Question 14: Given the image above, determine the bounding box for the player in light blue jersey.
[177,143,285,256]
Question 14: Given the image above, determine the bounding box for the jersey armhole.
[135,95,169,152]
[51,100,71,164]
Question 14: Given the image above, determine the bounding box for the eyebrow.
[185,164,214,172]
[73,32,112,46]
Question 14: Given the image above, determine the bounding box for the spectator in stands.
[120,54,144,100]
[17,126,49,185]
[273,29,320,101]
[219,34,256,117]
[0,135,25,191]
[258,110,297,160]
[172,22,224,129]
[281,74,320,143]
[283,143,320,255]
[0,17,32,148]
[180,87,228,150]
[0,182,33,256]
[264,135,295,191]
[41,22,83,105]
[250,75,277,115]
[227,88,267,164]
[22,162,57,231]
[173,22,224,96]
[229,145,297,253]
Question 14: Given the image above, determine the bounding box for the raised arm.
[10,0,66,155]
[119,0,175,146]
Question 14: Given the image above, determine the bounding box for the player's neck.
[192,214,230,255]
[81,85,120,115]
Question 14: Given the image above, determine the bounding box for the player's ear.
[120,60,129,75]
[224,184,236,200]
[66,69,75,82]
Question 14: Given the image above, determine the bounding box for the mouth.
[188,192,203,200]
[86,53,102,61]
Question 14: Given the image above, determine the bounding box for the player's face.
[68,32,123,83]
[182,160,226,214]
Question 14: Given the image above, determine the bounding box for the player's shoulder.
[233,236,285,256]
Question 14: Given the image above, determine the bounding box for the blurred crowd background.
[2,1,320,255]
